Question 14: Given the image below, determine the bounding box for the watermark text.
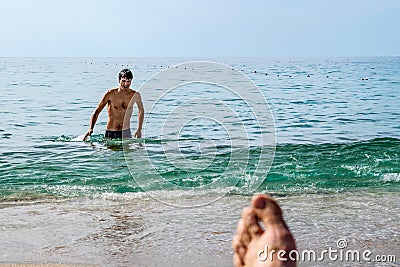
[257,239,397,263]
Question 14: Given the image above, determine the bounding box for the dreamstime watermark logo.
[257,238,397,263]
[123,61,276,207]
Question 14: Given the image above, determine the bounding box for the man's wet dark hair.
[119,69,133,81]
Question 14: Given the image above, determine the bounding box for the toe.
[252,194,297,252]
[233,205,264,267]
[232,234,242,253]
[252,194,284,225]
[232,235,246,265]
[236,215,251,248]
[242,206,263,239]
[233,253,244,267]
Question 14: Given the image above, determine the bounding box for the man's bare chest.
[108,95,134,111]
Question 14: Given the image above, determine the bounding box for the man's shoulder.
[132,90,142,101]
[103,88,118,97]
[107,88,119,94]
[124,88,139,97]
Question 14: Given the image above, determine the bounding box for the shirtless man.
[83,69,144,141]
[233,194,297,267]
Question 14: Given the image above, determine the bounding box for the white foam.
[71,134,85,142]
[382,173,400,182]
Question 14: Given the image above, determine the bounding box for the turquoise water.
[1,137,399,201]
[1,57,400,201]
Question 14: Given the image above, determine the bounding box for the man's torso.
[106,88,136,131]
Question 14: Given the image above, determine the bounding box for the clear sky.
[1,0,399,57]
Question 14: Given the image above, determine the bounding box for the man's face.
[119,78,132,89]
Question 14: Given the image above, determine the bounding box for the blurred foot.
[232,194,297,266]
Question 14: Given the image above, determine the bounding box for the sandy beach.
[1,191,399,267]
[0,265,93,267]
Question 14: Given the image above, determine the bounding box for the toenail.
[254,197,266,209]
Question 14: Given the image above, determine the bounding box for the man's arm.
[83,91,109,141]
[134,92,144,138]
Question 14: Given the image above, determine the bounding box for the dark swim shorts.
[105,129,132,139]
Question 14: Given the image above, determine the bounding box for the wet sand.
[1,191,399,267]
[0,265,93,267]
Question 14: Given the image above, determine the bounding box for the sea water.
[0,57,399,266]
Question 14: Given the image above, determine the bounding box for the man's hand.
[134,129,142,139]
[83,129,93,141]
